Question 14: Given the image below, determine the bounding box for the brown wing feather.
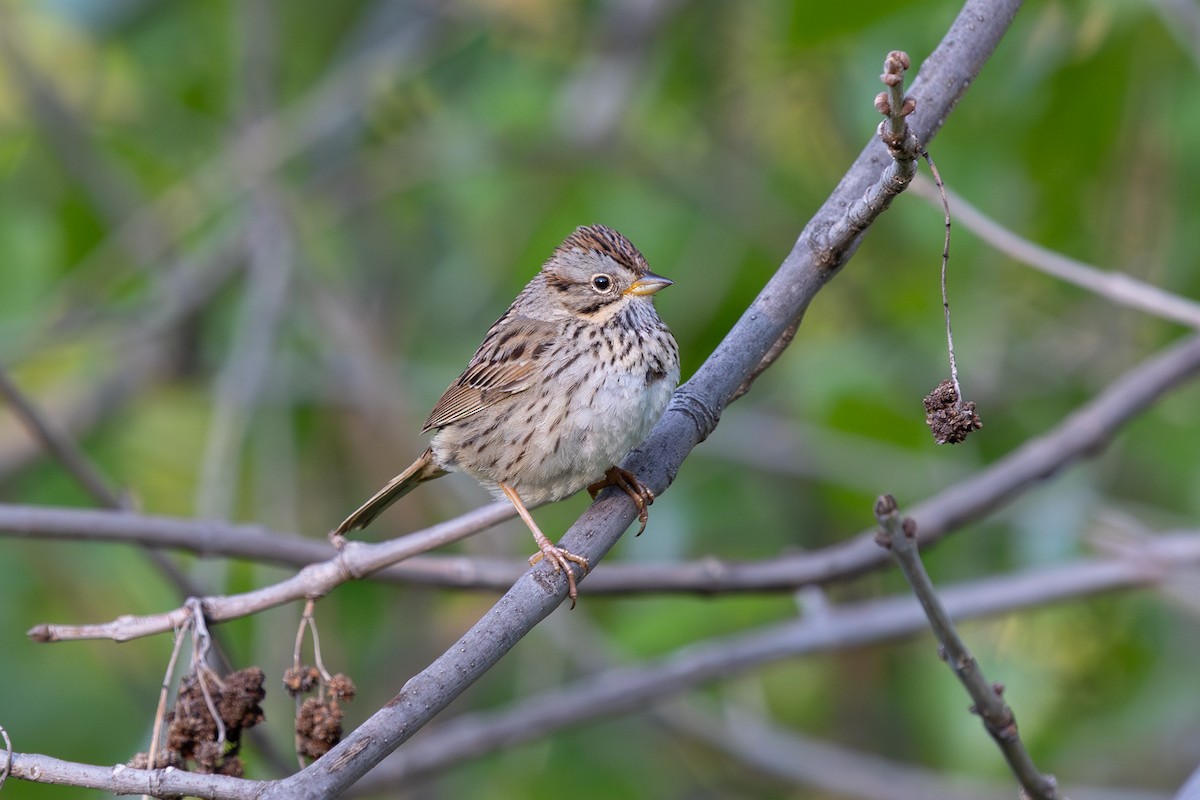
[422,317,555,432]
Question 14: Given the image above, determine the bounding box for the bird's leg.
[588,466,655,536]
[498,481,589,607]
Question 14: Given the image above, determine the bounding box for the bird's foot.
[529,543,590,608]
[499,480,590,608]
[588,466,655,535]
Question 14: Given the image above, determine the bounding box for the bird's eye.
[590,274,613,293]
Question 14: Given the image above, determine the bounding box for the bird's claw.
[588,466,655,535]
[529,544,590,608]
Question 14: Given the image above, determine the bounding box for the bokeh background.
[2,1,1199,797]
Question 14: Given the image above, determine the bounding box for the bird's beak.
[624,271,673,296]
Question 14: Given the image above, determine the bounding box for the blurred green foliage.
[1,1,1199,798]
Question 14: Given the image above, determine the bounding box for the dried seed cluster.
[285,665,356,760]
[130,666,266,776]
[924,379,982,444]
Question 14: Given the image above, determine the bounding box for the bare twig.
[188,601,228,749]
[0,363,213,599]
[923,150,962,405]
[0,367,127,509]
[290,599,316,769]
[5,751,257,799]
[540,601,1007,800]
[909,176,1200,329]
[878,54,963,407]
[25,501,515,642]
[876,50,918,148]
[145,622,190,779]
[874,495,1063,800]
[293,598,334,685]
[876,52,977,441]
[655,701,1171,800]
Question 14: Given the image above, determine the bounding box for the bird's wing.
[422,317,556,431]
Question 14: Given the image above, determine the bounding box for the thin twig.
[25,501,516,642]
[538,602,1006,800]
[291,597,317,769]
[306,605,333,684]
[922,150,962,405]
[877,50,917,145]
[0,363,212,599]
[292,598,314,673]
[908,176,1200,329]
[658,701,1009,800]
[874,495,1063,800]
[189,601,228,749]
[0,368,127,508]
[145,621,190,783]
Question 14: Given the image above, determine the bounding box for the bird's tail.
[333,447,447,536]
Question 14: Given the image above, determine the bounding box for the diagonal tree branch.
[909,177,1200,329]
[0,369,128,510]
[875,495,1062,799]
[24,501,515,642]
